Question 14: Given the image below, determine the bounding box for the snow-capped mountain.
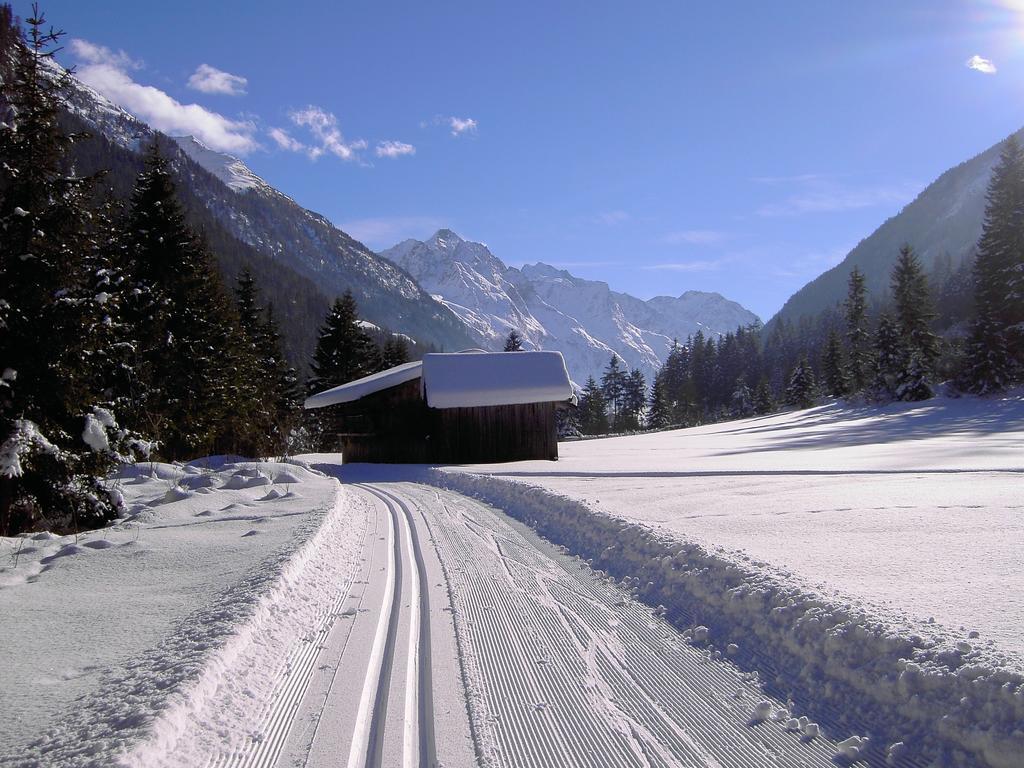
[382,230,760,383]
[53,61,476,355]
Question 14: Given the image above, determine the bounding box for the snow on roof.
[423,351,573,409]
[303,360,422,409]
[304,351,574,410]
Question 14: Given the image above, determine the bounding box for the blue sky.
[28,1,1024,320]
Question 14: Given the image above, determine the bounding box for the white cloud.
[289,106,366,161]
[187,63,247,96]
[268,127,305,152]
[966,55,997,75]
[375,140,416,158]
[70,38,258,155]
[339,216,447,249]
[69,39,140,70]
[660,229,729,246]
[448,116,478,136]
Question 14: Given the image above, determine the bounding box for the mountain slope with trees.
[43,44,476,362]
[769,126,1024,333]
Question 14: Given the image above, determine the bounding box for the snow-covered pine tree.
[872,313,902,400]
[965,136,1024,391]
[503,329,524,351]
[844,266,870,393]
[261,304,303,454]
[123,142,241,459]
[647,373,672,430]
[307,291,381,449]
[784,356,817,409]
[228,269,286,457]
[0,9,145,535]
[578,376,609,435]
[961,310,1013,395]
[730,378,754,418]
[753,378,774,415]
[822,329,849,398]
[891,244,939,400]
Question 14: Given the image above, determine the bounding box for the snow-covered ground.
[2,392,1020,768]
[462,392,1024,658]
[434,390,1024,767]
[0,459,359,766]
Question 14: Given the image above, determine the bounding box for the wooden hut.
[304,351,575,464]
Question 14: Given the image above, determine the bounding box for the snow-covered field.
[1,392,1020,768]
[462,392,1024,658]
[0,459,361,767]
[434,390,1024,767]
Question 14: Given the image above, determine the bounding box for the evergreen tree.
[600,355,627,428]
[891,244,939,400]
[621,368,646,430]
[308,291,381,393]
[0,9,145,535]
[227,269,272,456]
[961,312,1013,395]
[647,373,672,430]
[965,136,1024,391]
[123,143,241,459]
[730,378,754,418]
[822,329,849,398]
[261,304,303,455]
[381,335,411,369]
[753,378,774,415]
[872,313,902,400]
[844,267,870,392]
[227,270,302,456]
[784,356,817,409]
[577,376,609,435]
[307,291,381,448]
[503,329,524,351]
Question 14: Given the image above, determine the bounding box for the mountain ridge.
[52,59,477,357]
[381,230,760,383]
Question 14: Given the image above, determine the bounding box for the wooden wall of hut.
[331,379,559,464]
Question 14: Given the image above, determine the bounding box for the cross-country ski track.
[155,462,922,768]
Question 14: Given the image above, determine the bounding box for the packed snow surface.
[0,458,354,766]
[437,390,1023,767]
[464,392,1024,658]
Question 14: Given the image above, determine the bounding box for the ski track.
[375,480,909,768]
[120,472,932,768]
[199,497,372,768]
